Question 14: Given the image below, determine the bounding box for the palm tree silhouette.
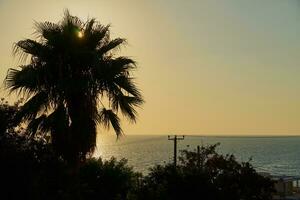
[5,10,144,167]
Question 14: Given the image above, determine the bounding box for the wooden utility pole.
[197,145,200,168]
[168,135,185,166]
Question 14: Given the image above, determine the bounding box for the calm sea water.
[94,135,300,175]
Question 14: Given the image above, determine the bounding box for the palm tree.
[5,10,144,166]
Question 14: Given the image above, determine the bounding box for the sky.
[0,0,300,135]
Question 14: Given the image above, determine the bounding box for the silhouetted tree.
[138,143,275,200]
[5,10,143,167]
[0,98,22,133]
[80,157,141,200]
[0,119,139,200]
[0,126,68,200]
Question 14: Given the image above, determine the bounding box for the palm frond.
[15,91,49,122]
[93,57,138,94]
[111,93,144,122]
[39,104,68,134]
[5,66,44,95]
[85,23,110,49]
[84,18,96,34]
[108,56,136,74]
[13,39,48,60]
[27,114,47,136]
[61,9,83,31]
[98,108,123,137]
[114,76,142,98]
[97,38,126,55]
[34,21,61,41]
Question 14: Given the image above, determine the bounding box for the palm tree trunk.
[66,92,96,170]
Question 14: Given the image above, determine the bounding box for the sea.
[94,135,300,176]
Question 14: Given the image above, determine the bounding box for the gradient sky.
[0,0,300,135]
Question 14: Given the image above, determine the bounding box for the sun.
[77,31,84,38]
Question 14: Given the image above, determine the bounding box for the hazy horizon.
[1,0,300,135]
[99,133,300,137]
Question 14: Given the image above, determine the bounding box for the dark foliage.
[0,133,139,200]
[0,103,138,200]
[79,158,141,200]
[0,98,21,133]
[0,132,68,200]
[0,103,275,199]
[0,122,275,200]
[138,143,275,200]
[0,100,67,199]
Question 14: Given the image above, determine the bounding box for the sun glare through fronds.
[77,30,84,38]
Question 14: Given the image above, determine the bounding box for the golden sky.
[0,0,300,135]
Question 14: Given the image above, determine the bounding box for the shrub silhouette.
[138,143,275,200]
[0,103,274,200]
[80,158,141,200]
[0,131,68,200]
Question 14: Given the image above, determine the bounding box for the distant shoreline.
[101,134,300,138]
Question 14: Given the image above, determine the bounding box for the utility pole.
[197,145,200,168]
[168,135,185,166]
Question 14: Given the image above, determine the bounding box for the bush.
[138,143,275,200]
[0,98,19,134]
[0,99,141,200]
[0,132,141,200]
[0,132,69,200]
[0,99,66,199]
[1,102,275,200]
[80,157,141,200]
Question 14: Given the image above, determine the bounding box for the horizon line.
[99,133,300,137]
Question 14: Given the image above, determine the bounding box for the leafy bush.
[0,132,69,200]
[0,101,275,200]
[80,158,141,200]
[138,143,275,200]
[0,98,71,200]
[0,98,20,133]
